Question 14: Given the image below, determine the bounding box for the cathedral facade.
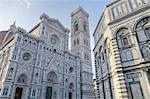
[93,0,150,99]
[0,8,94,99]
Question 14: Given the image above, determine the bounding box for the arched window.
[47,71,57,82]
[8,68,13,77]
[104,38,111,57]
[69,83,74,89]
[98,47,102,64]
[17,74,27,84]
[74,21,78,32]
[144,23,150,38]
[74,40,76,46]
[42,26,45,35]
[83,22,87,32]
[141,46,150,60]
[35,73,39,82]
[69,67,74,73]
[116,28,131,48]
[135,16,150,42]
[77,38,79,44]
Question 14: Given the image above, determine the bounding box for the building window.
[8,68,13,77]
[17,36,21,42]
[12,54,17,60]
[84,53,86,59]
[17,74,27,84]
[77,39,79,44]
[112,7,118,18]
[69,67,74,73]
[141,46,150,60]
[42,26,45,35]
[74,24,78,32]
[84,39,86,45]
[74,40,76,46]
[87,54,89,60]
[77,38,79,44]
[122,3,128,13]
[102,52,105,63]
[24,39,27,42]
[3,87,9,95]
[14,47,18,52]
[86,41,88,46]
[47,71,57,82]
[117,5,123,15]
[74,21,78,32]
[130,0,137,9]
[147,69,150,84]
[117,28,131,48]
[129,82,144,99]
[145,27,150,38]
[69,83,74,89]
[32,89,36,97]
[83,23,87,32]
[122,37,129,45]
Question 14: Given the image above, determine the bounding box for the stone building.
[93,0,150,99]
[0,7,94,99]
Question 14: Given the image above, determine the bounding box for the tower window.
[77,38,79,44]
[74,40,76,46]
[84,39,86,45]
[83,24,87,32]
[84,53,86,59]
[74,24,78,32]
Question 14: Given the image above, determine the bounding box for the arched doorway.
[14,87,23,99]
[14,74,28,99]
[68,83,74,99]
[68,92,72,99]
[46,71,57,99]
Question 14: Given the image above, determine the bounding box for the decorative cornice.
[109,5,150,25]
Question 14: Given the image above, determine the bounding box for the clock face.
[51,38,56,44]
[22,53,31,61]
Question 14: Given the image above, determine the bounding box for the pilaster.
[111,38,128,99]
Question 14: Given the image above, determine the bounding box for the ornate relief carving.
[126,72,141,79]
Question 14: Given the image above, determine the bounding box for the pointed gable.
[71,7,89,17]
[40,13,69,33]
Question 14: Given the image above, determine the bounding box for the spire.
[10,21,16,32]
[71,6,89,17]
[10,21,16,27]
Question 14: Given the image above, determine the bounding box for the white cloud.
[23,0,31,8]
[17,0,31,8]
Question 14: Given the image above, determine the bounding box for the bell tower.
[71,7,95,99]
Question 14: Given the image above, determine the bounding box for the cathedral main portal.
[46,87,52,99]
[14,87,23,99]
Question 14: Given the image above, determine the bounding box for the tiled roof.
[4,32,14,43]
[0,31,8,44]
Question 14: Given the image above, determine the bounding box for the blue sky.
[0,0,110,32]
[0,0,111,75]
